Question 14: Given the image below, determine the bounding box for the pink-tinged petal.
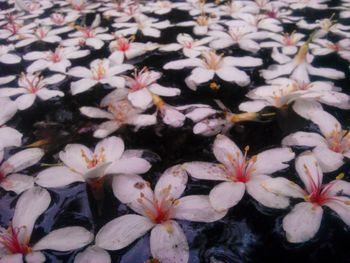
[149,84,181,97]
[163,58,203,70]
[35,166,85,188]
[27,60,48,73]
[162,107,186,128]
[127,114,157,127]
[96,214,154,250]
[309,110,341,136]
[70,79,98,95]
[66,49,90,59]
[2,148,43,174]
[95,136,124,163]
[101,76,125,88]
[223,56,262,67]
[100,88,129,106]
[0,174,34,194]
[312,146,344,173]
[74,246,111,263]
[185,107,216,122]
[15,38,36,48]
[160,43,182,52]
[292,100,323,120]
[142,27,160,38]
[282,132,327,148]
[0,54,21,64]
[261,177,305,198]
[213,134,242,169]
[43,36,61,43]
[184,162,227,181]
[0,254,23,263]
[127,88,153,110]
[80,107,114,120]
[246,175,290,209]
[36,89,64,101]
[239,100,270,112]
[188,67,215,84]
[13,187,51,243]
[261,61,295,80]
[254,148,295,175]
[94,121,121,138]
[291,63,310,83]
[0,76,16,85]
[271,47,291,64]
[33,227,93,251]
[239,39,260,53]
[0,98,17,125]
[183,48,202,58]
[15,94,36,110]
[175,195,227,222]
[319,91,350,110]
[306,65,345,80]
[194,25,208,35]
[25,252,45,263]
[324,197,350,225]
[0,88,27,97]
[109,51,125,65]
[68,67,93,78]
[44,74,65,85]
[295,152,323,193]
[23,51,46,61]
[283,202,323,243]
[326,180,350,196]
[150,221,189,263]
[112,174,154,214]
[59,144,92,174]
[216,67,250,86]
[106,64,133,77]
[85,163,111,180]
[0,127,22,150]
[210,38,234,50]
[209,181,245,211]
[105,157,151,175]
[86,38,104,49]
[155,165,187,200]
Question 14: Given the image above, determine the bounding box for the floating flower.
[0,73,64,110]
[0,44,21,64]
[0,148,43,194]
[164,50,262,88]
[282,110,350,172]
[68,58,133,95]
[24,46,90,73]
[177,13,223,36]
[260,31,305,55]
[160,33,212,58]
[311,38,350,62]
[184,134,295,211]
[262,153,350,243]
[298,17,350,38]
[0,187,93,262]
[92,165,225,263]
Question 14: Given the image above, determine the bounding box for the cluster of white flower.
[0,0,349,262]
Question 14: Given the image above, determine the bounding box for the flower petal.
[254,148,295,175]
[106,157,151,175]
[283,202,323,243]
[127,89,153,110]
[2,148,43,174]
[0,98,17,125]
[0,174,34,194]
[312,146,344,173]
[70,79,98,95]
[74,246,111,263]
[95,136,125,163]
[35,166,85,188]
[261,177,305,198]
[184,162,227,181]
[155,165,187,200]
[282,132,327,148]
[209,181,245,211]
[324,197,350,226]
[213,134,242,169]
[59,144,92,174]
[96,214,154,250]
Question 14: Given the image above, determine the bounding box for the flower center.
[282,32,296,46]
[47,49,62,63]
[196,15,209,26]
[225,146,257,183]
[20,73,43,93]
[108,100,132,123]
[113,36,134,52]
[28,2,41,12]
[0,225,31,255]
[229,27,244,42]
[35,27,48,39]
[91,62,106,80]
[51,13,65,25]
[326,128,350,153]
[202,51,223,70]
[80,147,106,169]
[80,27,95,39]
[137,185,178,224]
[266,9,278,18]
[125,67,154,91]
[327,43,342,52]
[319,18,334,31]
[4,23,20,34]
[182,40,193,49]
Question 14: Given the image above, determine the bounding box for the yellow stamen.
[336,173,345,180]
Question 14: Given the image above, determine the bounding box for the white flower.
[102,2,139,22]
[141,0,174,15]
[0,44,21,64]
[0,187,93,262]
[160,33,212,58]
[311,38,350,62]
[232,13,283,33]
[15,26,72,48]
[0,148,43,194]
[209,25,263,53]
[0,73,65,110]
[164,50,262,88]
[282,110,350,172]
[184,134,295,211]
[239,78,350,119]
[37,12,80,27]
[61,0,101,14]
[68,58,133,95]
[260,31,305,55]
[262,153,350,243]
[113,14,170,38]
[24,46,90,73]
[35,136,151,193]
[298,17,350,38]
[177,14,223,36]
[218,0,259,18]
[0,21,36,41]
[80,99,156,138]
[108,35,158,64]
[261,44,345,82]
[92,165,225,263]
[285,0,328,10]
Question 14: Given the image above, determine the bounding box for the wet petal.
[33,227,93,251]
[254,148,295,175]
[324,197,350,226]
[70,79,98,95]
[74,246,111,263]
[0,174,34,194]
[150,221,189,263]
[0,127,22,150]
[309,110,342,136]
[95,136,125,163]
[312,146,344,173]
[216,67,250,86]
[59,144,92,174]
[155,165,187,200]
[35,166,85,188]
[96,214,154,250]
[3,148,43,174]
[184,162,227,181]
[282,132,327,148]
[0,98,17,125]
[283,202,323,243]
[213,134,242,169]
[15,94,36,110]
[209,181,245,211]
[106,157,151,175]
[128,89,153,110]
[261,177,305,198]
